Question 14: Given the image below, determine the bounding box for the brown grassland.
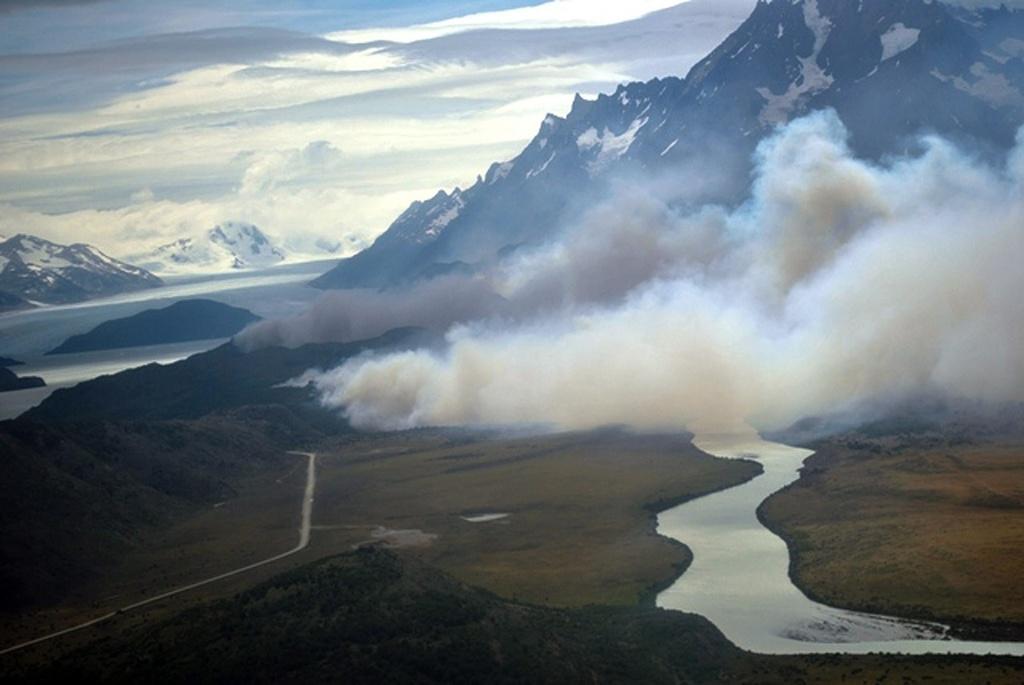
[307,428,760,607]
[760,433,1024,638]
[5,426,1024,682]
[1,427,759,656]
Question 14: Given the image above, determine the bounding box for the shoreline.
[756,446,1024,644]
[638,455,765,608]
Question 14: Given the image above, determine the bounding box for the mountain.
[0,356,25,367]
[0,234,162,305]
[0,367,44,393]
[46,299,261,356]
[312,0,1024,291]
[132,222,286,274]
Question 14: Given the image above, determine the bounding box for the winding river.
[656,432,1024,655]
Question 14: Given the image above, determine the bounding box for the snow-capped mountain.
[133,222,286,274]
[312,0,1024,290]
[0,234,162,306]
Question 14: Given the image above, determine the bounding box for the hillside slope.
[0,407,322,611]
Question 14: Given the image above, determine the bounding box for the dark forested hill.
[18,548,1024,684]
[26,327,426,423]
[0,406,326,611]
[2,327,428,611]
[47,299,260,355]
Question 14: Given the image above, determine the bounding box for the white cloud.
[0,181,427,265]
[0,0,753,259]
[239,140,345,196]
[326,0,701,44]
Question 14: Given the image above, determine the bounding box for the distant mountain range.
[46,299,261,356]
[0,234,162,307]
[131,223,287,275]
[0,221,338,310]
[312,0,1024,291]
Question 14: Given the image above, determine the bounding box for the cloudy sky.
[0,0,755,262]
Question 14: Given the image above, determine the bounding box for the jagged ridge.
[0,234,162,305]
[312,0,1023,291]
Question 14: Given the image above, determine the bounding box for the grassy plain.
[6,424,1024,683]
[760,431,1024,637]
[1,427,758,657]
[308,428,760,607]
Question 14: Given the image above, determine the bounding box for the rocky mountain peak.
[0,233,162,306]
[312,0,1023,292]
[133,222,287,275]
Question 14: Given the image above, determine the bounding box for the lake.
[0,260,335,419]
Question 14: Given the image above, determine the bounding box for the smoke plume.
[252,111,1024,434]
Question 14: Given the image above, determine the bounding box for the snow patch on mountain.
[0,234,161,304]
[881,23,921,61]
[488,161,514,185]
[423,192,465,239]
[803,0,832,50]
[959,62,1024,107]
[933,63,1024,108]
[577,116,648,174]
[757,0,834,125]
[133,222,287,275]
[527,151,557,178]
[312,0,1024,293]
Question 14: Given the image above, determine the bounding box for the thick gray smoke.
[236,166,741,349]
[265,111,1024,434]
[236,275,508,350]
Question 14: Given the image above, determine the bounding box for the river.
[656,432,1024,655]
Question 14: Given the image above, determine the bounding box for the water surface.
[656,432,1024,655]
[0,339,221,419]
[0,260,334,358]
[0,260,335,418]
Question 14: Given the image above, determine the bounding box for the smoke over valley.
[10,0,1024,673]
[236,111,1024,434]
